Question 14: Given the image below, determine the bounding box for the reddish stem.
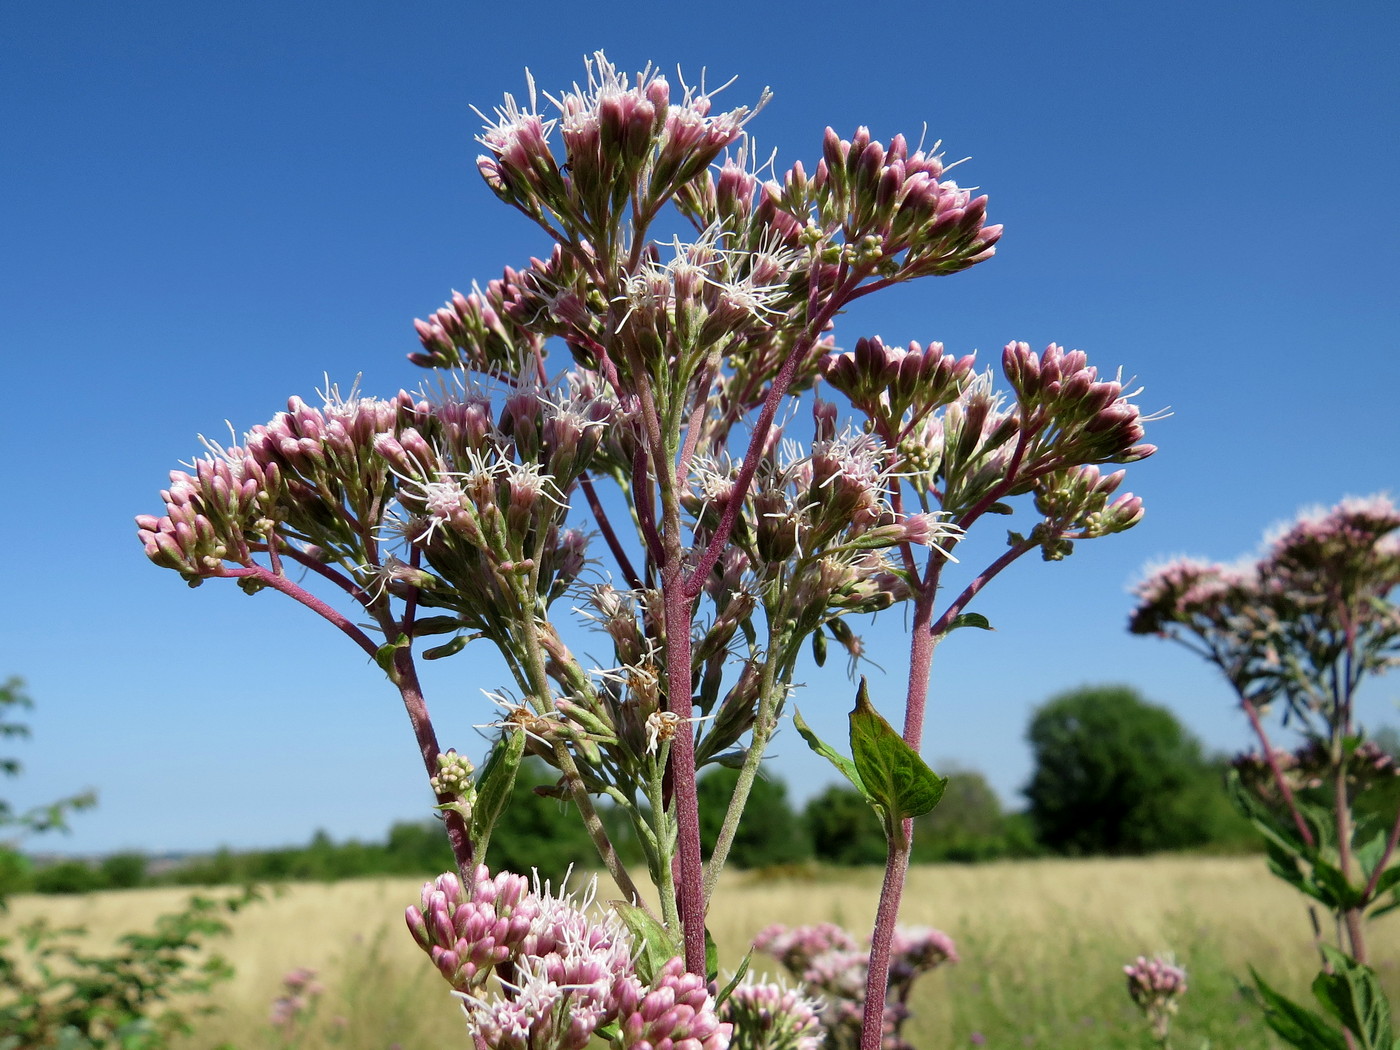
[1240,697,1316,848]
[682,274,860,598]
[861,818,911,1050]
[579,472,642,589]
[662,572,706,972]
[218,565,379,659]
[391,648,474,875]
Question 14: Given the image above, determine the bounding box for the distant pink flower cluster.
[269,966,324,1032]
[1130,494,1400,721]
[1123,954,1187,1041]
[1232,739,1399,797]
[753,922,957,1050]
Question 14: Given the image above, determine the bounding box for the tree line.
[10,683,1329,894]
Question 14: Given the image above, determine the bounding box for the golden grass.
[5,856,1397,1049]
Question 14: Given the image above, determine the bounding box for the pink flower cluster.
[268,965,325,1032]
[407,868,729,1050]
[719,975,825,1050]
[1124,954,1187,1040]
[752,922,957,1050]
[1130,494,1400,719]
[1232,739,1399,798]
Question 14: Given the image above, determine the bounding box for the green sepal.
[411,615,465,636]
[374,635,409,676]
[469,729,526,857]
[715,949,753,1009]
[610,901,679,984]
[812,628,828,667]
[422,635,468,660]
[849,678,947,840]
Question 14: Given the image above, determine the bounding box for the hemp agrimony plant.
[139,53,1155,1050]
[1131,495,1400,1049]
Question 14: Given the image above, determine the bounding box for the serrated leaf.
[945,612,993,633]
[610,901,679,984]
[1249,968,1349,1050]
[469,730,526,857]
[1355,827,1390,881]
[792,707,869,803]
[1312,946,1394,1049]
[848,678,947,825]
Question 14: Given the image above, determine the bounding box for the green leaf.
[848,678,948,826]
[811,628,828,667]
[469,730,526,856]
[1355,828,1391,883]
[1249,967,1349,1050]
[706,927,719,983]
[610,901,679,984]
[1370,894,1400,921]
[945,612,993,633]
[792,707,870,803]
[715,950,753,1009]
[1312,946,1394,1050]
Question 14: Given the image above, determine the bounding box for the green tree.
[1023,684,1237,855]
[697,768,810,868]
[910,767,1012,862]
[100,851,148,889]
[804,784,886,866]
[483,759,597,876]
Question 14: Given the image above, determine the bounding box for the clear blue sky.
[4,0,1397,856]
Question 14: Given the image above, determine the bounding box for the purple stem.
[861,536,1041,1050]
[218,565,380,659]
[682,276,859,598]
[579,472,642,589]
[859,582,937,1050]
[662,574,706,973]
[220,562,473,873]
[1239,697,1316,849]
[390,647,474,874]
[860,818,911,1050]
[657,274,863,974]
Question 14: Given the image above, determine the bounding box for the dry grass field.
[5,856,1398,1049]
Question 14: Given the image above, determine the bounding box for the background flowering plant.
[1132,495,1400,1048]
[139,53,1155,1049]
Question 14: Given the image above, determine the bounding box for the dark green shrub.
[697,767,811,868]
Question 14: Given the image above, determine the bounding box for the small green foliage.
[469,729,525,856]
[611,900,680,984]
[945,612,994,633]
[848,678,947,831]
